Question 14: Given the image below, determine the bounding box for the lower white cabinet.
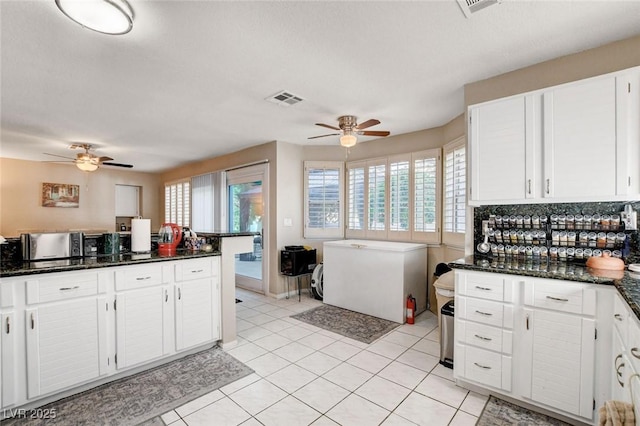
[0,255,222,412]
[455,270,600,423]
[115,285,173,369]
[26,297,109,399]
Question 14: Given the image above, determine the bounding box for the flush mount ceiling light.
[76,159,99,172]
[55,0,134,35]
[340,131,357,148]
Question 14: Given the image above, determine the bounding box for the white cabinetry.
[0,284,16,408]
[115,185,140,217]
[24,271,109,399]
[454,271,514,393]
[114,264,173,369]
[469,68,639,205]
[174,258,220,351]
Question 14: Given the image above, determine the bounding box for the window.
[443,137,466,246]
[164,180,190,227]
[304,161,344,239]
[346,150,440,243]
[191,173,215,232]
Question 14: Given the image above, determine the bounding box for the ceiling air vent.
[457,0,501,18]
[265,90,304,107]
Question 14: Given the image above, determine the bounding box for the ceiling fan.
[43,143,133,172]
[308,115,390,147]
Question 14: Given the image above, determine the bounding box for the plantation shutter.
[304,161,344,239]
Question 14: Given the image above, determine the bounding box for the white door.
[543,76,617,198]
[175,278,218,350]
[1,311,15,407]
[470,95,535,203]
[226,164,269,294]
[115,286,172,369]
[26,298,108,398]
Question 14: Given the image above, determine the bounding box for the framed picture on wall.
[41,182,79,208]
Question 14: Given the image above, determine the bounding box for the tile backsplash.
[473,201,640,264]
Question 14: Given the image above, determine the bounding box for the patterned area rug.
[291,304,401,344]
[3,346,254,426]
[477,396,572,425]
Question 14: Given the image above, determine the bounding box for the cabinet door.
[543,76,617,199]
[115,185,140,217]
[1,312,15,408]
[611,328,631,404]
[470,95,537,203]
[26,298,108,399]
[115,286,173,369]
[175,277,219,351]
[522,309,595,418]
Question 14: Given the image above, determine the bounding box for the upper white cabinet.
[115,185,140,217]
[469,67,640,205]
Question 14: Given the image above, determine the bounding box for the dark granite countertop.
[0,250,221,278]
[449,255,640,322]
[196,231,261,238]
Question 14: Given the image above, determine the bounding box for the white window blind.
[368,163,386,231]
[304,161,344,239]
[191,173,215,232]
[414,157,437,232]
[444,137,466,247]
[347,164,366,232]
[389,160,410,232]
[164,180,190,227]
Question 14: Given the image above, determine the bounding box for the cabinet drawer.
[115,264,164,291]
[26,272,101,304]
[175,258,216,282]
[456,319,512,355]
[455,344,512,392]
[457,271,507,302]
[457,296,512,328]
[524,279,595,315]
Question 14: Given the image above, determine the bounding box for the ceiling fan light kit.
[43,143,133,171]
[76,160,99,172]
[309,115,390,147]
[55,0,134,35]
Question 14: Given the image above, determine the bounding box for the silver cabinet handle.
[546,179,550,194]
[631,347,640,359]
[528,179,531,194]
[526,314,530,330]
[191,269,203,273]
[614,314,624,321]
[59,286,80,291]
[31,313,35,330]
[136,276,151,281]
[615,354,625,386]
[474,286,492,291]
[474,310,493,316]
[5,317,9,334]
[178,288,182,300]
[165,289,168,303]
[546,296,569,302]
[474,362,491,370]
[474,334,492,341]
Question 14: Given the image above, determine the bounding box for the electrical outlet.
[622,212,638,231]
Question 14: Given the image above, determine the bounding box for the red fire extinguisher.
[406,294,416,324]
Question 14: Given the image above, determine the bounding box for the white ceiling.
[2,1,640,173]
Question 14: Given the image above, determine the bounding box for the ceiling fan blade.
[102,162,134,168]
[97,156,114,162]
[42,160,74,163]
[360,130,390,137]
[43,152,75,160]
[355,119,380,130]
[308,133,340,140]
[315,123,341,131]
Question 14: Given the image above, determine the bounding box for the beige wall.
[465,34,640,107]
[0,158,162,237]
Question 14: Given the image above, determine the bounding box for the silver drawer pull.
[631,347,640,359]
[191,269,203,273]
[31,313,35,330]
[475,310,493,316]
[474,362,491,370]
[59,286,80,291]
[614,314,624,321]
[546,296,569,302]
[474,286,492,291]
[136,276,151,281]
[474,334,492,341]
[5,317,9,334]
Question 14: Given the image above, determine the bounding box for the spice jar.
[597,232,607,248]
[567,232,576,247]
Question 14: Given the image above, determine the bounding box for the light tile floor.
[161,289,489,425]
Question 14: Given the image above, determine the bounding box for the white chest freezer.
[323,239,427,323]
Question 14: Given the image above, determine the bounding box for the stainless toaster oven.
[21,232,84,260]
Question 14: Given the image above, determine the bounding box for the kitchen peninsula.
[0,232,254,415]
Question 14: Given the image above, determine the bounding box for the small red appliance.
[158,223,182,255]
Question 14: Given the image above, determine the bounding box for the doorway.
[226,163,268,294]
